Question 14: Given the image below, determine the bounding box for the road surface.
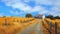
[18,20,42,34]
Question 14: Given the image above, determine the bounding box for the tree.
[3,16,6,18]
[46,15,55,19]
[54,16,60,19]
[25,13,32,18]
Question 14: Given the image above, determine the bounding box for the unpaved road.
[18,20,42,34]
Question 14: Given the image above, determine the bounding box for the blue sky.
[0,0,60,17]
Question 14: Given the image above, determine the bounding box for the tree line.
[46,15,60,19]
[25,13,60,19]
[1,13,60,19]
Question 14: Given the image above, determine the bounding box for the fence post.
[55,22,57,34]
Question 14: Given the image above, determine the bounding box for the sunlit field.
[42,18,60,34]
[0,17,39,34]
[0,17,60,34]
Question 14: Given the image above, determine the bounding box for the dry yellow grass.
[1,17,60,34]
[0,17,39,34]
[42,18,60,34]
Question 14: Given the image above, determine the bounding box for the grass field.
[0,17,39,34]
[0,17,60,34]
[42,18,60,34]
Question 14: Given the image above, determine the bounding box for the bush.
[25,13,32,18]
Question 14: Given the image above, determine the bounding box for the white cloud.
[47,0,60,16]
[54,0,60,8]
[23,0,53,5]
[30,6,48,14]
[47,7,60,16]
[10,11,24,15]
[1,0,33,12]
[35,0,53,5]
[1,0,60,16]
[2,0,48,13]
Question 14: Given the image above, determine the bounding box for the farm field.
[0,17,60,34]
[42,18,60,34]
[0,17,40,34]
